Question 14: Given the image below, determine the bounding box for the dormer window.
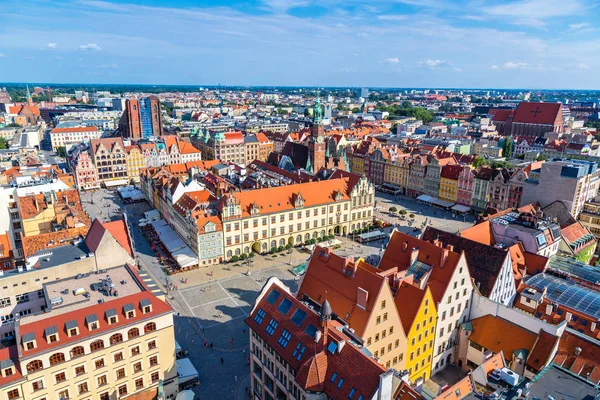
[140,299,152,314]
[44,326,59,343]
[123,304,136,319]
[85,314,99,331]
[65,320,79,337]
[22,332,36,350]
[1,360,15,378]
[105,308,118,325]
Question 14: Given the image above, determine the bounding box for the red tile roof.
[553,330,600,384]
[488,108,514,122]
[440,164,463,180]
[512,102,562,125]
[20,290,172,357]
[394,281,429,334]
[104,220,134,257]
[469,315,538,361]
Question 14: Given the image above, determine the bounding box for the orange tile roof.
[393,281,429,333]
[526,330,559,372]
[0,232,13,263]
[19,193,48,219]
[217,178,351,218]
[195,214,223,234]
[20,290,172,358]
[185,159,221,171]
[178,140,201,154]
[553,330,600,384]
[255,132,271,143]
[469,315,537,360]
[395,381,424,400]
[298,246,388,337]
[434,375,473,400]
[104,220,134,257]
[22,227,89,257]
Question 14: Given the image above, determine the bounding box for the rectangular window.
[135,378,144,390]
[114,352,124,362]
[131,346,140,356]
[55,372,66,383]
[118,384,128,397]
[75,365,85,376]
[98,375,108,387]
[78,382,89,394]
[151,372,160,383]
[117,368,126,379]
[134,362,142,373]
[95,358,105,369]
[149,356,158,367]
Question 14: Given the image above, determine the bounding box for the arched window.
[110,333,123,345]
[262,243,267,250]
[270,240,276,249]
[49,352,65,365]
[235,248,240,255]
[70,346,85,358]
[144,323,156,333]
[26,360,43,373]
[244,246,249,254]
[297,235,302,243]
[90,340,104,352]
[128,328,140,339]
[226,250,232,258]
[279,238,285,246]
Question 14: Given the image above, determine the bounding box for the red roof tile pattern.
[469,315,538,360]
[553,330,600,384]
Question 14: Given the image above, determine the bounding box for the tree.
[56,147,67,157]
[351,107,361,113]
[399,209,407,215]
[401,100,412,108]
[502,137,514,158]
[230,255,239,262]
[0,138,7,150]
[389,206,398,214]
[536,154,549,161]
[337,103,347,111]
[6,122,21,128]
[472,156,486,168]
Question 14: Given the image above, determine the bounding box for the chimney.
[337,340,346,353]
[357,287,368,310]
[591,322,597,332]
[574,346,582,356]
[441,248,449,268]
[446,244,454,252]
[410,247,419,266]
[34,197,39,212]
[433,239,443,247]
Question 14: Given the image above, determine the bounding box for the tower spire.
[26,84,32,106]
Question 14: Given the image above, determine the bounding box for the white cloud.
[482,0,587,28]
[490,65,499,70]
[377,15,408,21]
[259,0,308,13]
[569,22,588,30]
[575,63,590,69]
[0,53,5,57]
[385,57,399,63]
[47,42,57,49]
[503,61,529,69]
[453,67,463,72]
[420,59,449,68]
[79,43,101,51]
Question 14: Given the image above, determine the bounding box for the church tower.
[307,92,326,173]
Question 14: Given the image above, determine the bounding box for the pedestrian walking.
[220,357,224,365]
[242,349,246,356]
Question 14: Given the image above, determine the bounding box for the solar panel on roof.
[407,260,432,281]
[525,273,600,319]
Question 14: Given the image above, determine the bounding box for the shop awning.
[176,358,199,384]
[416,194,433,203]
[430,198,454,208]
[103,179,129,187]
[451,204,471,213]
[172,247,198,268]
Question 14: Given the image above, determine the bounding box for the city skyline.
[1,0,600,89]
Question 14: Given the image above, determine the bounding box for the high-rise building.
[361,87,369,99]
[118,96,162,140]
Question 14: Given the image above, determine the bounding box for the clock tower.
[308,93,326,173]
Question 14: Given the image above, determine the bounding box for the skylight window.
[327,342,338,354]
[254,309,266,324]
[278,298,293,314]
[278,329,292,348]
[305,324,317,338]
[293,343,306,360]
[337,378,345,389]
[330,373,338,383]
[291,309,307,326]
[265,319,278,336]
[266,290,280,304]
[348,388,356,399]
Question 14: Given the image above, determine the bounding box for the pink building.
[73,151,99,190]
[457,166,475,207]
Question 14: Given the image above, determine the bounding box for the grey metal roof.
[44,325,58,336]
[65,320,78,330]
[123,303,135,313]
[105,308,117,318]
[139,299,152,308]
[22,332,36,342]
[0,359,14,369]
[85,314,98,324]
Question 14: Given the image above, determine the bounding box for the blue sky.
[1,0,600,88]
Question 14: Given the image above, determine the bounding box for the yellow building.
[439,165,462,202]
[126,145,146,183]
[384,157,409,189]
[395,282,436,383]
